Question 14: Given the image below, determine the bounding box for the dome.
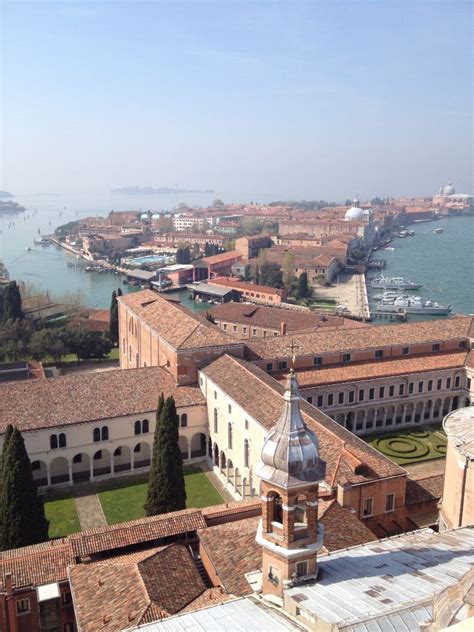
[345,205,364,221]
[257,371,326,488]
[443,182,455,196]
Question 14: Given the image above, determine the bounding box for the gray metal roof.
[126,269,157,281]
[285,527,474,630]
[189,282,235,297]
[125,597,303,631]
[443,407,474,459]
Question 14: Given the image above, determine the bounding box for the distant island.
[0,190,13,198]
[112,186,214,195]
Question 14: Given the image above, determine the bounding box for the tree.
[259,262,283,288]
[145,396,186,516]
[282,252,295,288]
[176,246,191,264]
[109,290,119,345]
[1,281,24,322]
[297,272,310,299]
[212,199,224,208]
[61,327,113,361]
[0,426,49,550]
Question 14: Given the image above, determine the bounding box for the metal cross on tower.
[286,338,303,368]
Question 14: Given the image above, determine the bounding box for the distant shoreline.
[112,186,215,195]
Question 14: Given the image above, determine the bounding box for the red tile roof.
[202,250,242,265]
[209,277,285,296]
[405,474,444,505]
[201,355,405,487]
[0,366,205,433]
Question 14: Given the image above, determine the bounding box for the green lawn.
[365,425,447,465]
[45,497,81,538]
[98,467,223,525]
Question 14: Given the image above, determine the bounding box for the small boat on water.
[377,295,451,315]
[34,235,51,245]
[433,227,444,234]
[373,290,400,301]
[384,247,395,251]
[398,230,409,238]
[371,275,422,290]
[25,246,32,252]
[408,230,415,236]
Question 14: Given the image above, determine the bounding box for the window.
[244,439,250,468]
[227,423,233,449]
[245,419,249,430]
[327,394,334,406]
[379,386,385,398]
[295,561,308,577]
[242,327,247,334]
[446,377,452,388]
[338,392,344,405]
[228,404,232,414]
[358,389,365,402]
[73,454,82,464]
[389,385,395,397]
[402,346,410,356]
[223,324,227,331]
[93,428,101,442]
[214,390,217,399]
[399,383,405,396]
[437,378,442,390]
[31,461,41,471]
[459,340,467,349]
[134,420,141,435]
[93,450,102,460]
[342,353,351,363]
[313,356,322,367]
[307,396,313,404]
[418,381,424,393]
[375,349,384,359]
[50,434,58,450]
[362,498,373,517]
[180,414,187,428]
[214,409,218,433]
[385,493,395,513]
[409,382,414,394]
[278,360,288,371]
[134,444,141,453]
[369,388,375,400]
[428,380,433,392]
[467,378,472,390]
[349,391,355,403]
[114,447,122,457]
[16,599,30,614]
[233,325,237,332]
[432,343,440,352]
[454,375,461,388]
[266,362,273,372]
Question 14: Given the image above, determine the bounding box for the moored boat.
[377,295,451,315]
[433,227,444,234]
[371,275,422,290]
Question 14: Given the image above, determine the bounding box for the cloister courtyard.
[44,466,223,539]
[365,424,447,465]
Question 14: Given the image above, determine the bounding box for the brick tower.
[256,370,326,600]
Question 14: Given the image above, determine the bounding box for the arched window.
[268,491,283,524]
[31,461,41,471]
[244,439,250,468]
[93,428,101,442]
[50,435,58,450]
[134,420,141,435]
[134,444,141,453]
[181,414,187,428]
[58,433,67,448]
[214,409,218,433]
[73,454,82,464]
[228,423,233,450]
[142,419,149,434]
[93,450,102,461]
[102,426,109,441]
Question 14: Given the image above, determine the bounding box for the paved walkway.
[75,493,108,530]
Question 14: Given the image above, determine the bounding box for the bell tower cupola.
[256,369,326,600]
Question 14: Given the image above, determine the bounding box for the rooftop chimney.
[280,321,287,336]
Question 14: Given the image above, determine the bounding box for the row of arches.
[32,432,210,488]
[212,442,256,498]
[332,396,470,434]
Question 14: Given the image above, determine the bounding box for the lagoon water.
[1,193,473,316]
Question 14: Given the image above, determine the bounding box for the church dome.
[443,182,455,196]
[345,200,364,221]
[257,371,326,488]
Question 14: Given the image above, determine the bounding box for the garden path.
[75,493,107,530]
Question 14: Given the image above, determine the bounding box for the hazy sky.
[1,0,472,201]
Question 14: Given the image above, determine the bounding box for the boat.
[433,227,444,234]
[34,236,51,245]
[371,275,422,290]
[373,291,400,301]
[25,246,32,252]
[398,230,409,238]
[408,230,415,236]
[384,247,395,251]
[0,201,26,214]
[377,295,451,315]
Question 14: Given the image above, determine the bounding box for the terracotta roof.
[198,502,376,596]
[274,351,468,387]
[69,509,207,558]
[246,315,473,360]
[0,539,73,590]
[69,544,209,631]
[405,474,444,505]
[118,289,241,350]
[0,366,205,433]
[201,355,405,487]
[209,277,284,296]
[202,250,242,265]
[209,302,361,333]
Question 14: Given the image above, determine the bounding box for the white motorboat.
[371,275,422,290]
[377,295,451,315]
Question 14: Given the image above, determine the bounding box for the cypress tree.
[145,395,186,516]
[117,287,123,297]
[0,426,49,550]
[2,281,24,321]
[109,290,119,344]
[298,272,310,299]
